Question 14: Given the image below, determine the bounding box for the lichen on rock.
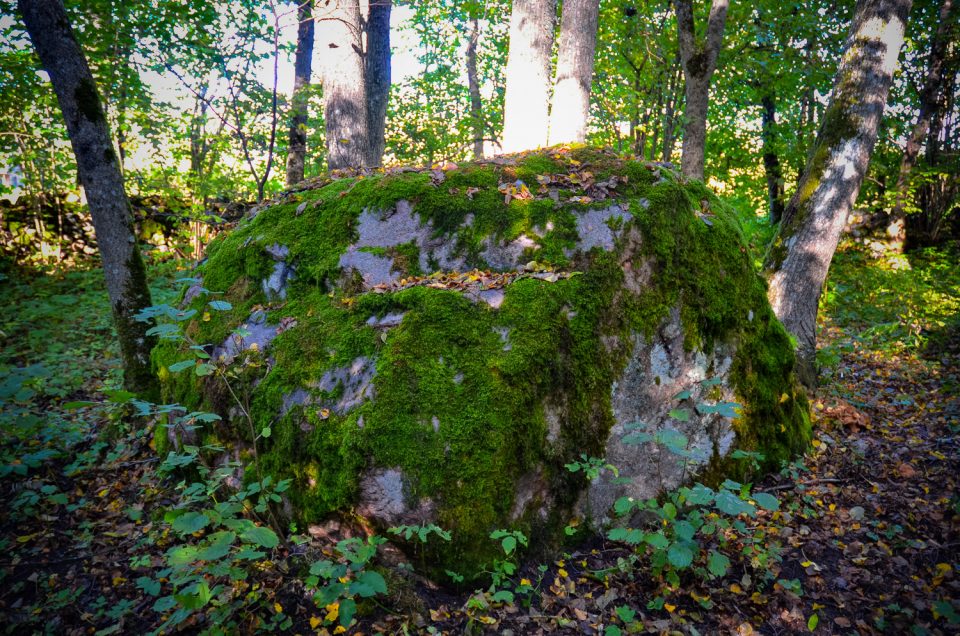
[152,146,810,579]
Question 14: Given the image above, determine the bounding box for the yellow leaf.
[558,568,568,578]
[203,311,211,322]
[664,603,676,613]
[520,578,531,586]
[333,627,346,634]
[324,602,339,623]
[729,583,743,594]
[310,616,322,628]
[274,602,283,614]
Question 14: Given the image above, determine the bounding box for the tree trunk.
[548,0,600,145]
[18,0,157,397]
[466,14,485,159]
[763,0,912,387]
[662,61,682,163]
[286,0,315,186]
[501,0,556,153]
[317,0,368,169]
[887,0,955,245]
[364,0,392,167]
[761,94,786,224]
[674,0,729,180]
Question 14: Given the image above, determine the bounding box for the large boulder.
[154,147,810,578]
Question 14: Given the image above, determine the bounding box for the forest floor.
[0,241,957,635]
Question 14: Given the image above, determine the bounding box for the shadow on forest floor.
[0,242,957,634]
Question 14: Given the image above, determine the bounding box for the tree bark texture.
[548,0,600,145]
[364,0,392,167]
[763,0,912,387]
[316,0,368,169]
[761,94,786,224]
[501,0,556,153]
[18,0,157,397]
[674,0,729,180]
[286,0,315,186]
[887,0,956,244]
[466,14,485,159]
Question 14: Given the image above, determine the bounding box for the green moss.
[154,147,810,579]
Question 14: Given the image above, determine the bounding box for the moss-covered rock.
[153,147,810,580]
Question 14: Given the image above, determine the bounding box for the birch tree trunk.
[763,0,912,387]
[501,0,556,153]
[317,0,368,169]
[18,0,157,397]
[548,0,600,145]
[364,0,392,167]
[286,0,314,186]
[887,0,956,245]
[674,0,729,180]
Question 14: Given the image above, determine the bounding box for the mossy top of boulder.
[154,146,810,580]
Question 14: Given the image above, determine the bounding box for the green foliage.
[564,454,619,481]
[304,536,389,629]
[601,385,784,593]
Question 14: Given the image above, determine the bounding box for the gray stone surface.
[358,468,436,526]
[582,307,738,525]
[338,200,639,288]
[575,205,633,252]
[315,356,377,414]
[213,310,280,365]
[262,243,294,300]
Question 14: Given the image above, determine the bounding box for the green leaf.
[807,613,819,631]
[933,600,960,624]
[195,363,216,377]
[339,598,357,627]
[208,300,232,311]
[673,520,696,541]
[707,550,730,577]
[491,589,515,603]
[350,570,387,597]
[615,605,636,623]
[667,542,694,569]
[152,596,177,612]
[644,532,669,549]
[167,545,198,568]
[614,496,635,516]
[63,400,96,409]
[168,359,196,373]
[145,324,180,338]
[171,511,210,534]
[501,535,517,554]
[715,490,756,517]
[240,526,279,549]
[672,389,691,400]
[175,580,211,610]
[752,492,780,511]
[136,576,161,596]
[605,626,622,636]
[684,483,715,506]
[714,401,741,418]
[197,531,235,561]
[662,502,677,519]
[667,408,691,422]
